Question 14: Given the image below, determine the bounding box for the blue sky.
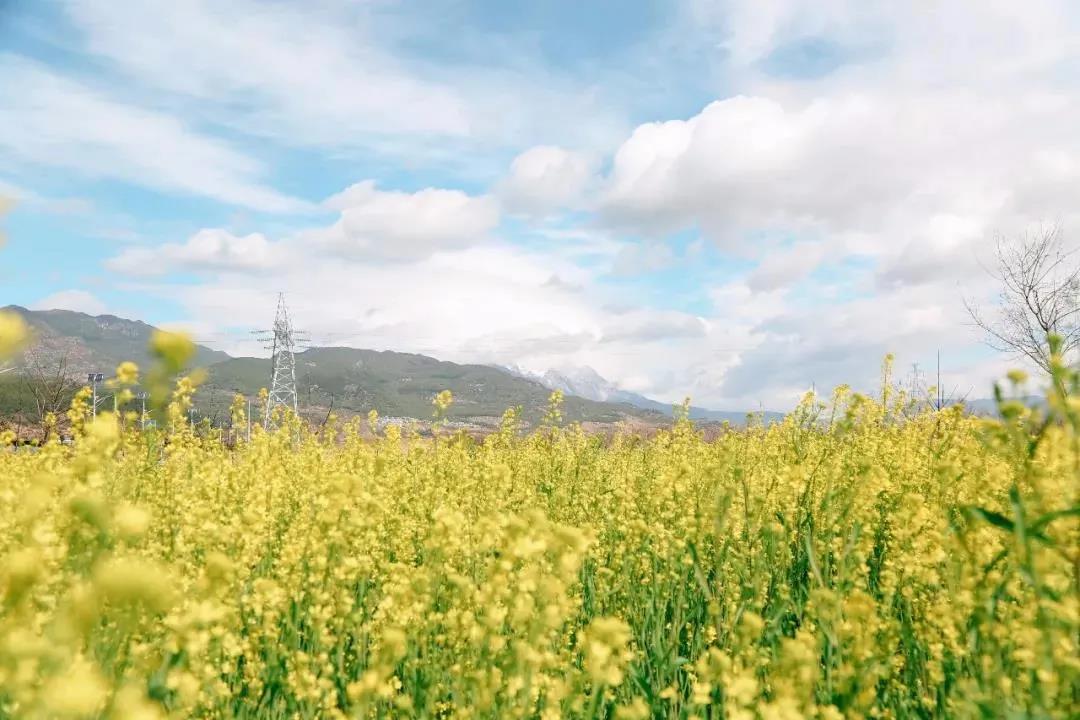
[2,1,1079,409]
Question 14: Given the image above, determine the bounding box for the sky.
[2,0,1080,410]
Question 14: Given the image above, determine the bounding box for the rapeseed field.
[0,311,1077,719]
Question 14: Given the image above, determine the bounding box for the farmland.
[0,316,1078,719]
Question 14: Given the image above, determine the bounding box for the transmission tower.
[255,294,308,427]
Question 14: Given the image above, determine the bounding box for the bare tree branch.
[965,225,1080,375]
[19,348,79,441]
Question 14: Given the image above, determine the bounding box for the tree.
[20,347,80,441]
[965,226,1080,376]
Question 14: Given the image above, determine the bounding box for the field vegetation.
[0,311,1077,719]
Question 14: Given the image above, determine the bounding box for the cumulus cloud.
[25,0,1080,412]
[705,252,1031,409]
[580,0,1078,406]
[320,181,499,261]
[602,91,1080,255]
[155,244,604,361]
[873,215,988,290]
[498,146,597,215]
[107,229,285,276]
[32,289,108,316]
[145,239,767,407]
[602,0,1080,271]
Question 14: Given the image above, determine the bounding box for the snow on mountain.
[501,364,783,424]
[500,364,640,404]
[540,366,635,403]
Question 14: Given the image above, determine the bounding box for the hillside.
[1,307,667,427]
[203,347,664,425]
[1,305,228,372]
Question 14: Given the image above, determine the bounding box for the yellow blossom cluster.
[0,310,29,358]
[0,338,1077,719]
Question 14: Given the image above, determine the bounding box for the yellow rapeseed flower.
[116,360,140,386]
[93,557,177,613]
[433,389,453,413]
[0,309,29,359]
[149,329,195,371]
[580,616,633,686]
[42,657,108,717]
[0,333,1075,718]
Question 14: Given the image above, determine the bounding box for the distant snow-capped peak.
[540,366,624,402]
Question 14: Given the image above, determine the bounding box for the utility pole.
[138,392,147,430]
[247,396,252,442]
[87,373,103,419]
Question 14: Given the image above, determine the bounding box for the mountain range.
[2,306,772,428]
[503,364,783,425]
[1,306,1035,430]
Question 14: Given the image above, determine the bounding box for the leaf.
[982,547,1009,574]
[1008,485,1023,508]
[1030,506,1080,534]
[965,506,1015,533]
[964,505,1054,544]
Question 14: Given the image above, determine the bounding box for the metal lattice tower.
[256,294,307,427]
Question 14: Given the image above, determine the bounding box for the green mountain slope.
[2,307,665,426]
[2,305,228,371]
[204,347,663,424]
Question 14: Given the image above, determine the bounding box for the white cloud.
[602,91,1080,255]
[0,181,96,217]
[134,231,778,408]
[108,229,286,276]
[747,241,826,292]
[0,56,307,213]
[498,146,596,215]
[611,241,678,276]
[710,281,790,324]
[600,310,707,344]
[124,223,1002,411]
[155,244,603,361]
[873,215,988,290]
[32,289,107,316]
[61,0,471,142]
[684,0,1076,83]
[606,1,1080,264]
[575,0,1077,405]
[320,181,499,261]
[684,0,895,69]
[18,0,1079,412]
[713,280,998,405]
[58,0,638,164]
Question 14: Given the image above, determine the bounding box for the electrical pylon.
[258,293,306,427]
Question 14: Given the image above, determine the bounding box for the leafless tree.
[965,226,1080,375]
[20,348,80,441]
